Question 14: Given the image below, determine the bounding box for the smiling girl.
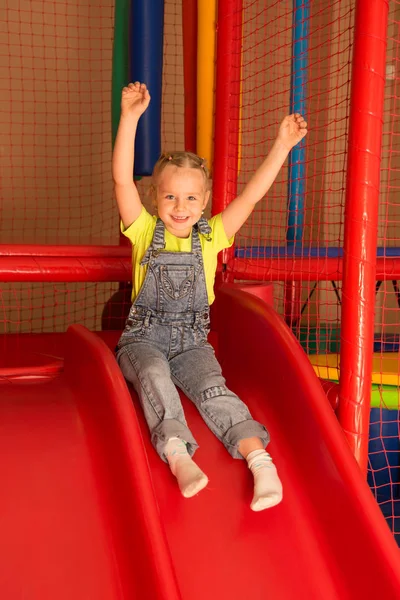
[113,82,307,510]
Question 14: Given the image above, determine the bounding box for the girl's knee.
[140,357,170,380]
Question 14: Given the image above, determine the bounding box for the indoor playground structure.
[2,0,400,598]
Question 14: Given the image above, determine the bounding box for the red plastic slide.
[1,285,400,599]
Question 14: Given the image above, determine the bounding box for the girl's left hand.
[277,113,308,150]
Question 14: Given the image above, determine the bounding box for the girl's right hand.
[121,82,151,119]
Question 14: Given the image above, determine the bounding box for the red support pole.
[213,0,243,279]
[3,249,400,283]
[230,257,400,281]
[338,0,388,473]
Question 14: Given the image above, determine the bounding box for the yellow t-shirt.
[121,208,234,304]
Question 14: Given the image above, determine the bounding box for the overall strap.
[152,218,167,250]
[195,216,212,239]
[192,217,212,255]
[140,218,166,266]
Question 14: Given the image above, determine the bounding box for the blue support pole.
[287,0,309,248]
[284,0,309,326]
[130,0,164,176]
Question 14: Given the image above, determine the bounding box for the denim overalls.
[116,217,269,460]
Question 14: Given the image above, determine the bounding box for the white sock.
[246,449,283,511]
[165,437,208,498]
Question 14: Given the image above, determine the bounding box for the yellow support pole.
[197,0,217,170]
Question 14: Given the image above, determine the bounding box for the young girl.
[114,82,307,511]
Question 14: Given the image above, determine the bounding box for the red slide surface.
[1,285,400,599]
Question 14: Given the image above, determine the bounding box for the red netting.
[229,0,352,355]
[219,0,400,542]
[0,0,184,334]
[1,0,117,245]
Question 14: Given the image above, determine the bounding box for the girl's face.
[155,165,210,238]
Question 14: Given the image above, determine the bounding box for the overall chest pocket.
[159,265,195,300]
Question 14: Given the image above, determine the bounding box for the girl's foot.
[165,437,208,498]
[246,449,283,511]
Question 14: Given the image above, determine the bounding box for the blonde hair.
[150,151,211,200]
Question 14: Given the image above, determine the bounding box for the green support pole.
[112,0,130,147]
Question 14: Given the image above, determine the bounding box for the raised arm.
[112,82,151,229]
[221,113,308,239]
